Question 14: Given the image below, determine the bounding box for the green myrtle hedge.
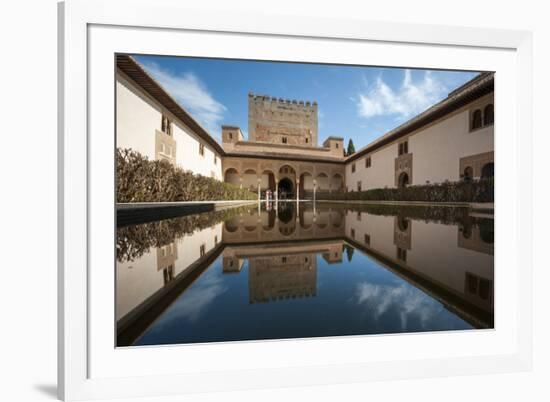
[116,148,256,203]
[321,179,493,203]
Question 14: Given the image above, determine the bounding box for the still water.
[116,202,494,347]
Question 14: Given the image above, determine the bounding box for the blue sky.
[134,55,479,150]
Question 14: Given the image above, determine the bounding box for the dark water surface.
[116,202,494,347]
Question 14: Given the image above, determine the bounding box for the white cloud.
[318,109,325,128]
[157,270,228,325]
[355,281,444,329]
[356,70,447,119]
[138,61,227,138]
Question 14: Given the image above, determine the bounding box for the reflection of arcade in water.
[116,202,494,346]
[223,202,345,243]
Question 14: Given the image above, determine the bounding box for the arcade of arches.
[223,157,345,199]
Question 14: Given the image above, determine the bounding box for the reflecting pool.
[116,202,494,347]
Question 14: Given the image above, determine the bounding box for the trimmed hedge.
[116,148,256,203]
[321,179,493,203]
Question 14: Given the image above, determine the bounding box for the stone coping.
[117,200,493,210]
[317,199,494,211]
[117,200,258,210]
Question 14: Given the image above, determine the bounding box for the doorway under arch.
[278,177,294,199]
[398,172,409,188]
[463,166,473,182]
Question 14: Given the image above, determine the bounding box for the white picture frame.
[58,0,533,400]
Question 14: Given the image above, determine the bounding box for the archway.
[261,170,276,194]
[316,173,329,191]
[262,209,276,231]
[484,104,494,125]
[481,163,494,179]
[278,177,294,199]
[463,166,473,182]
[224,217,240,233]
[278,203,296,236]
[278,202,295,223]
[242,169,257,192]
[398,172,409,188]
[299,172,313,199]
[331,174,344,191]
[460,222,472,239]
[397,216,409,232]
[224,168,240,186]
[471,109,482,130]
[330,210,344,228]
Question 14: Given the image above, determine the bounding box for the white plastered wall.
[116,71,222,180]
[345,93,494,189]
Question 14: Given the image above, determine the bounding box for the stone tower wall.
[248,93,318,146]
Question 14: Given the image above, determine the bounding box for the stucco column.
[296,178,300,202]
[313,179,317,204]
[257,178,261,202]
[275,178,279,204]
[239,175,243,190]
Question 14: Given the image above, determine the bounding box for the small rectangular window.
[161,115,172,136]
[351,163,356,173]
[397,247,407,262]
[200,244,206,257]
[351,229,355,239]
[199,143,205,156]
[357,181,362,192]
[214,155,217,165]
[282,137,288,144]
[364,234,371,246]
[398,141,408,156]
[365,156,371,168]
[163,265,174,285]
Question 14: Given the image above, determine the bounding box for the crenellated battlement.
[248,92,318,110]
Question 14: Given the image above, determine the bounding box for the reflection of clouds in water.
[356,281,445,330]
[160,270,227,325]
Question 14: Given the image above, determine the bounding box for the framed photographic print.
[58,0,533,400]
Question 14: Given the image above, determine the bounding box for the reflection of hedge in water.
[321,202,473,224]
[320,202,493,238]
[117,148,257,202]
[117,206,253,263]
[321,179,493,203]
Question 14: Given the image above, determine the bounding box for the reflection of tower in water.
[248,252,317,304]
